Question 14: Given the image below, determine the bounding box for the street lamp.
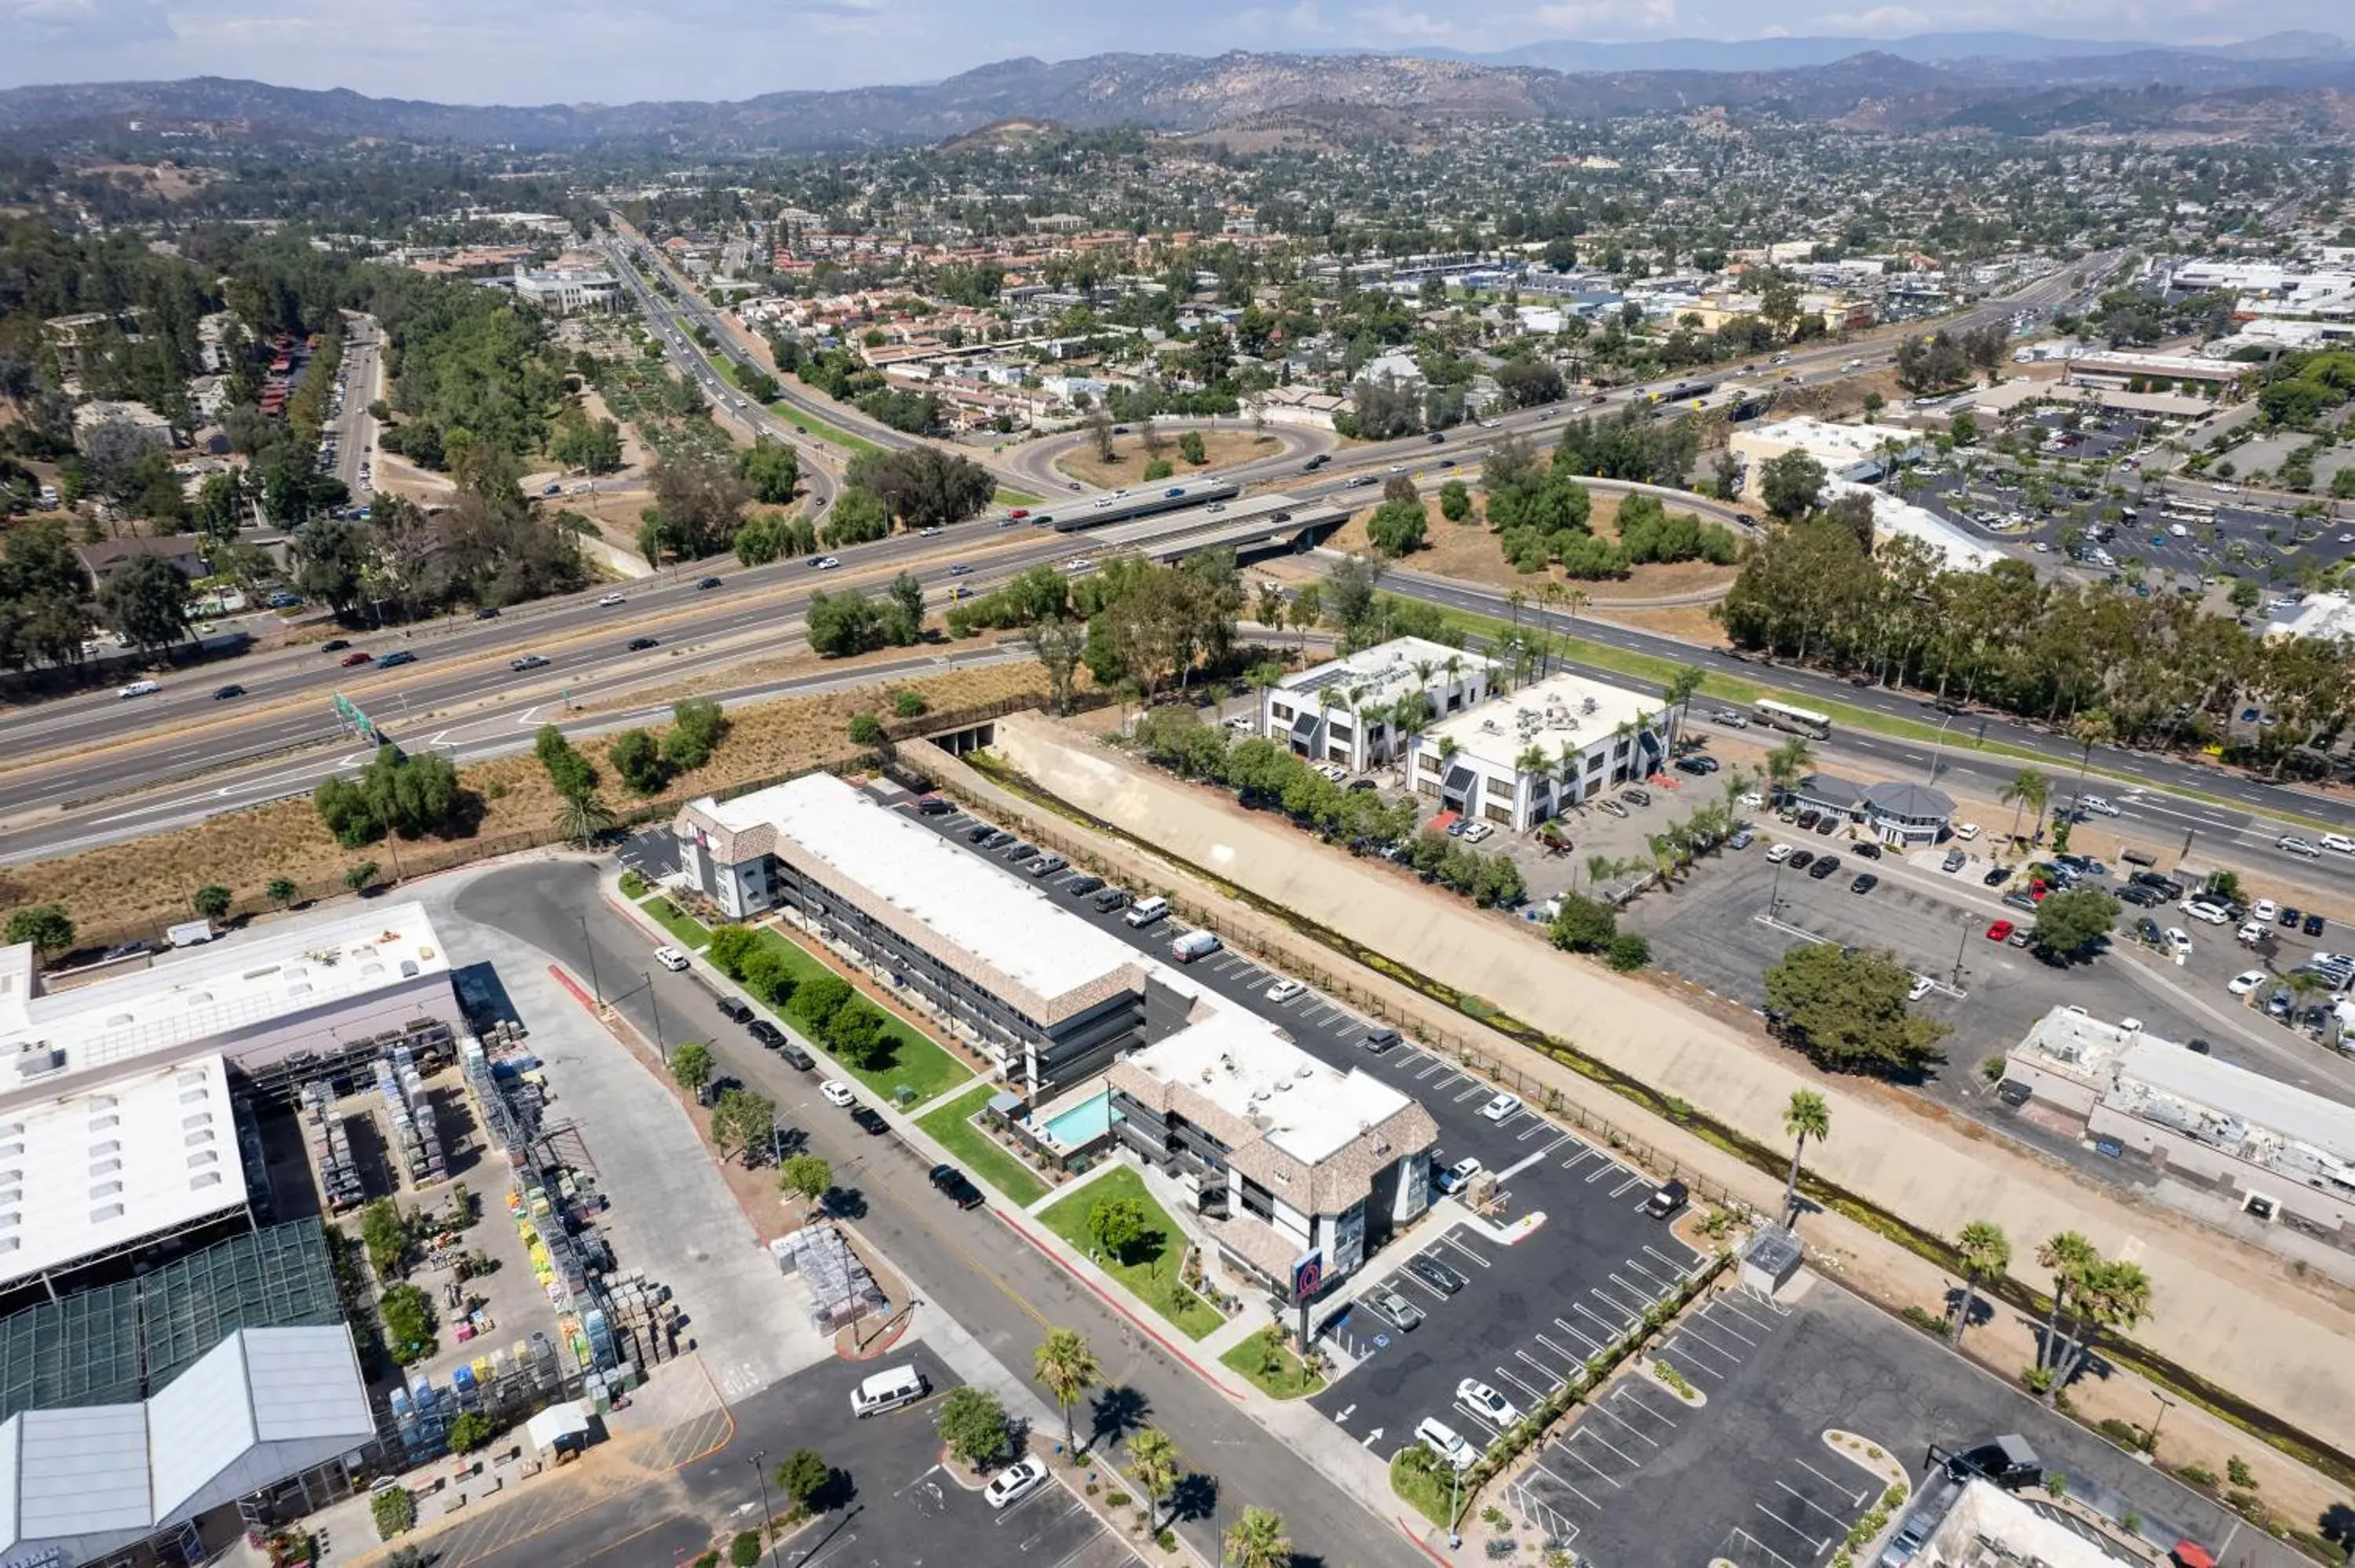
[1769,855,1789,920]
[747,1449,783,1567]
[1952,913,1981,990]
[577,914,603,1006]
[2144,1391,2175,1460]
[644,972,665,1063]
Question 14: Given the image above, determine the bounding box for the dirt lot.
[1051,428,1280,488]
[0,662,1050,941]
[1322,487,1740,603]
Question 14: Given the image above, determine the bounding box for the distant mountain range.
[0,35,2349,153]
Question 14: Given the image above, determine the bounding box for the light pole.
[644,973,665,1063]
[577,914,603,1006]
[1925,710,1959,786]
[747,1449,783,1567]
[1952,913,1980,990]
[1447,1462,1463,1550]
[2144,1391,2175,1460]
[1769,855,1789,921]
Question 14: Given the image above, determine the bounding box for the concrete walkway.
[973,711,2355,1465]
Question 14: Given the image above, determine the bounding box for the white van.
[1415,1416,1477,1472]
[1171,930,1222,965]
[849,1364,926,1417]
[117,680,159,699]
[1124,896,1170,929]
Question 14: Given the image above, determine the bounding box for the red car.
[1009,508,1030,519]
[1985,919,2015,943]
[339,650,374,667]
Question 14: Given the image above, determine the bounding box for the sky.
[0,0,2323,105]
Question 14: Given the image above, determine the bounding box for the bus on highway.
[1752,698,1832,739]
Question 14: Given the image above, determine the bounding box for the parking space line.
[1400,1274,1451,1302]
[1776,1480,1854,1531]
[1529,1460,1603,1512]
[1413,1059,1450,1081]
[1574,1300,1629,1338]
[1456,1407,1504,1441]
[1453,1082,1490,1103]
[1659,1333,1733,1378]
[1559,1145,1598,1169]
[1588,1400,1663,1450]
[1572,1423,1648,1468]
[1555,1315,1608,1354]
[1438,1234,1492,1267]
[1516,1119,1552,1141]
[1711,1294,1780,1337]
[1535,1332,1589,1372]
[1613,1267,1673,1304]
[1609,1383,1681,1433]
[1585,1161,1623,1184]
[1681,1318,1750,1365]
[1559,1437,1629,1486]
[1751,1502,1832,1555]
[1792,1457,1871,1508]
[1725,1526,1801,1568]
[1502,1361,1554,1399]
[1594,1280,1651,1318]
[1610,1172,1649,1198]
[1621,1256,1677,1294]
[1641,1244,1692,1279]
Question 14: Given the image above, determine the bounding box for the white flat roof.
[1274,636,1479,705]
[1825,480,2007,572]
[0,902,449,1084]
[1746,416,1922,465]
[705,775,1142,1018]
[0,1053,247,1290]
[1419,670,1659,773]
[1121,994,1412,1168]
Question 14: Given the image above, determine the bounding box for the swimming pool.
[1040,1090,1119,1147]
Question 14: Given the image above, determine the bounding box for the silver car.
[1364,1286,1423,1332]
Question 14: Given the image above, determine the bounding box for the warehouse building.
[1407,669,1674,831]
[675,775,1149,1095]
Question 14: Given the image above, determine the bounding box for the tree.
[192,884,232,921]
[1761,451,1827,523]
[1034,1328,1104,1455]
[1127,1428,1183,1530]
[1028,615,1086,716]
[669,1041,714,1095]
[780,1153,832,1212]
[776,1447,832,1511]
[608,728,670,794]
[555,789,617,848]
[738,439,801,505]
[1498,359,1565,409]
[664,697,730,771]
[937,1386,1011,1471]
[378,1282,436,1364]
[1999,769,2050,844]
[1780,1089,1830,1227]
[371,1483,417,1541]
[2034,1231,2099,1392]
[265,877,298,910]
[1223,1507,1292,1568]
[1549,893,1617,953]
[447,1411,495,1454]
[711,1086,776,1165]
[1178,430,1207,465]
[790,972,854,1034]
[97,553,192,656]
[1365,498,1428,557]
[1086,1195,1150,1264]
[648,452,751,557]
[2053,1258,2152,1397]
[1763,944,1948,1076]
[1661,664,1706,731]
[849,713,886,746]
[4,904,75,956]
[845,447,995,531]
[1438,479,1472,522]
[2032,888,2120,961]
[344,860,381,894]
[1952,1220,2011,1347]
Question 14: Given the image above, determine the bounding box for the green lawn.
[1219,1328,1327,1399]
[915,1085,1050,1206]
[1038,1167,1224,1340]
[748,929,973,1103]
[1389,1449,1458,1530]
[640,896,711,950]
[777,404,886,457]
[993,487,1042,508]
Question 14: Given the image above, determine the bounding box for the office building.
[1408,670,1674,831]
[1263,636,1490,774]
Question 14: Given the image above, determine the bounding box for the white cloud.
[1530,0,1680,33]
[1805,3,1927,30]
[1353,4,1462,38]
[0,0,172,42]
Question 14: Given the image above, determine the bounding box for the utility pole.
[644,973,666,1063]
[748,1450,782,1568]
[577,914,603,1006]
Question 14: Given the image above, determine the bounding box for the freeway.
[1378,562,2355,889]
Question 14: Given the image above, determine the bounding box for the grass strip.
[749,928,972,1103]
[1038,1166,1224,1340]
[915,1084,1049,1206]
[639,895,711,950]
[994,487,1042,508]
[1220,1327,1327,1399]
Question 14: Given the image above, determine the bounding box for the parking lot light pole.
[1952,915,1980,990]
[577,915,603,1006]
[644,973,666,1063]
[748,1449,782,1567]
[2144,1391,2175,1461]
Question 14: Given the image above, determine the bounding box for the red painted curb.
[548,964,596,1009]
[1399,1517,1454,1563]
[989,1205,1247,1402]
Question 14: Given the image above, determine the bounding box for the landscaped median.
[706,922,974,1106]
[1220,1325,1327,1399]
[1037,1167,1224,1341]
[637,894,713,952]
[915,1084,1049,1206]
[1390,1247,1734,1533]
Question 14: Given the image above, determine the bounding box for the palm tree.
[1413,657,1437,700]
[2033,1231,2098,1387]
[1999,768,2051,846]
[556,789,616,848]
[2055,1259,2152,1396]
[2066,708,2115,808]
[1127,1428,1183,1533]
[1254,580,1285,636]
[1765,736,1814,800]
[1780,1090,1830,1227]
[1222,1506,1292,1568]
[1506,587,1527,629]
[1951,1220,2011,1347]
[1033,1328,1104,1456]
[1662,665,1706,738]
[1565,587,1591,624]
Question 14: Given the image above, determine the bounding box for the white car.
[1462,822,1495,843]
[1456,1379,1522,1428]
[653,945,690,972]
[2079,796,2119,817]
[2163,928,2193,957]
[1480,1092,1523,1123]
[2277,835,2322,859]
[2324,833,2355,855]
[1415,1417,1477,1472]
[1434,1157,1483,1195]
[984,1455,1050,1510]
[1764,843,1794,863]
[1908,973,1935,1002]
[2252,900,2279,924]
[1954,823,1980,841]
[1266,979,1307,1004]
[819,1080,856,1108]
[597,592,626,607]
[1061,557,1094,572]
[1739,789,1763,808]
[812,555,842,570]
[2182,899,2231,925]
[2229,970,2269,996]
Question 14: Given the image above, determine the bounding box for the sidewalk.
[948,713,2355,1521]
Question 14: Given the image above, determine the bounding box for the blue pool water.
[1041,1091,1118,1146]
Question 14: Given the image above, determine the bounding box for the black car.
[981,830,1016,850]
[1641,1180,1688,1219]
[320,639,351,653]
[748,1019,786,1049]
[627,636,659,651]
[1004,844,1040,864]
[377,650,417,669]
[1808,855,1842,880]
[212,684,245,700]
[1813,815,1838,835]
[697,575,723,589]
[2306,912,2328,937]
[915,796,953,815]
[1786,850,1815,870]
[1796,810,1821,830]
[473,605,502,620]
[966,822,997,844]
[1850,840,1881,860]
[1091,887,1131,913]
[1981,866,2012,886]
[2116,884,2161,906]
[1404,1255,1466,1294]
[929,1164,986,1209]
[715,994,754,1026]
[778,1041,816,1071]
[850,1106,889,1136]
[1062,874,1105,897]
[1850,873,1878,894]
[1425,430,1444,443]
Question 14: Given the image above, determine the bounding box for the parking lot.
[1499,1279,2295,1568]
[899,791,1707,1476]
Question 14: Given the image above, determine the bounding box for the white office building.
[510,265,620,314]
[1407,670,1674,831]
[1263,636,1490,774]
